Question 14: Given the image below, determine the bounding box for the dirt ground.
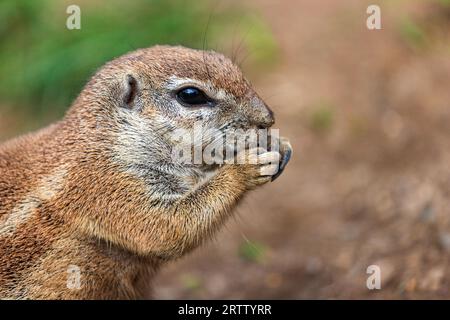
[153,0,450,299]
[1,0,450,299]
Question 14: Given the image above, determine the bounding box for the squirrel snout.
[260,108,275,129]
[251,98,275,129]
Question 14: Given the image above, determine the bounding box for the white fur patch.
[112,108,156,166]
[0,167,67,236]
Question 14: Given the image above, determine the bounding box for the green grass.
[180,274,202,291]
[438,0,450,7]
[399,17,427,49]
[239,240,266,263]
[309,102,334,134]
[0,0,277,116]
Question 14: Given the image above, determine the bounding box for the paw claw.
[271,138,292,182]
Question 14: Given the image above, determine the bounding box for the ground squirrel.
[0,45,292,299]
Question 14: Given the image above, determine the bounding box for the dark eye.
[176,87,213,106]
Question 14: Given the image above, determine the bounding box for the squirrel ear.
[122,74,139,109]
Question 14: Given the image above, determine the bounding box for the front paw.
[236,147,281,189]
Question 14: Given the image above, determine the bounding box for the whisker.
[234,24,254,68]
[231,13,247,64]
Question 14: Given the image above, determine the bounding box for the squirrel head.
[58,46,278,258]
[69,46,274,168]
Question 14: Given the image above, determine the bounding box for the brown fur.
[0,46,289,299]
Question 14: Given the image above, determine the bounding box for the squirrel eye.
[176,87,213,106]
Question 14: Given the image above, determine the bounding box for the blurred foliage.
[0,0,278,116]
[180,274,202,292]
[349,114,369,138]
[238,240,266,263]
[309,102,334,134]
[399,17,427,49]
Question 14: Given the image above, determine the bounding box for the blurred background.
[1,0,450,299]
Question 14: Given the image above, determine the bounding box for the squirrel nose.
[252,98,275,129]
[246,97,275,129]
[257,112,275,129]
